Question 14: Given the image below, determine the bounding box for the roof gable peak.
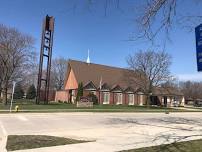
[111,84,123,92]
[83,81,97,90]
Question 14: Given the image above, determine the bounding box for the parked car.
[194,100,202,107]
[173,100,180,107]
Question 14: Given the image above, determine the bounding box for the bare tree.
[84,0,202,44]
[0,24,35,104]
[126,50,172,105]
[0,55,3,98]
[21,53,38,92]
[136,0,202,43]
[180,81,202,101]
[136,0,177,41]
[50,57,68,90]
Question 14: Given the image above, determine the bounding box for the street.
[1,112,202,152]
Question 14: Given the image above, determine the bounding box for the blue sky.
[0,0,202,81]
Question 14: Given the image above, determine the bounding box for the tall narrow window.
[128,94,134,105]
[116,93,122,104]
[103,92,110,104]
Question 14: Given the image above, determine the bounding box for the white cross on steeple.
[87,49,90,64]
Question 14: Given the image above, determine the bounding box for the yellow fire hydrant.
[15,105,19,112]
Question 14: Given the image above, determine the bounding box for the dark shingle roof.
[66,59,183,96]
[68,59,130,90]
[153,87,183,96]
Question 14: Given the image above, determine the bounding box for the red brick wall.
[113,93,127,105]
[65,69,78,90]
[40,90,56,101]
[113,93,117,104]
[96,91,102,104]
[83,90,90,97]
[109,92,114,104]
[55,90,69,102]
[100,92,104,104]
[57,89,147,106]
[124,93,128,105]
[134,94,139,105]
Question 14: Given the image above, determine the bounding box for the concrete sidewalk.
[0,121,7,152]
[1,112,202,152]
[172,106,202,111]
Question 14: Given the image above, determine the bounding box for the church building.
[55,59,185,107]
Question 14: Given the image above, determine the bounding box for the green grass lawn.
[120,139,202,152]
[0,99,195,113]
[6,135,92,151]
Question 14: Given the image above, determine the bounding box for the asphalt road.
[1,112,202,152]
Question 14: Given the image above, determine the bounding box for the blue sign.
[195,24,202,71]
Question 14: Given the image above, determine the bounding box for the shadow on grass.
[6,135,93,151]
[110,117,202,152]
[120,139,202,152]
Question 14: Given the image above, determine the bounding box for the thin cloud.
[177,73,202,82]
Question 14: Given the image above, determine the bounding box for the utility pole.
[36,15,54,104]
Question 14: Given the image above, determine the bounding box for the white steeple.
[86,49,90,64]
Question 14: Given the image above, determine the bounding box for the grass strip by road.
[0,100,201,113]
[0,103,184,113]
[0,108,193,113]
[6,135,92,151]
[121,139,202,152]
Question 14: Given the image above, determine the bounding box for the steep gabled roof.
[100,83,110,90]
[83,81,97,90]
[153,87,183,96]
[67,59,131,90]
[124,86,135,93]
[64,59,183,96]
[111,84,123,92]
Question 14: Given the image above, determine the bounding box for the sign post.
[10,81,16,113]
[195,24,202,71]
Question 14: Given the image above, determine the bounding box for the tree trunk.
[146,94,150,107]
[2,81,8,105]
[146,83,152,107]
[2,87,8,105]
[0,87,2,102]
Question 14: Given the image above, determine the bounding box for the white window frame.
[71,90,76,103]
[128,94,134,105]
[116,93,122,105]
[103,92,110,104]
[72,90,75,96]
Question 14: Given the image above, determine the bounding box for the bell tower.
[36,15,54,104]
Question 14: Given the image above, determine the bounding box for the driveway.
[1,112,202,152]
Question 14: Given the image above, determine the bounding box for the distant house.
[55,59,184,107]
[186,98,202,107]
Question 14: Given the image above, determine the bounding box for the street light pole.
[9,81,16,113]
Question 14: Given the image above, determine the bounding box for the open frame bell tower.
[36,15,54,104]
